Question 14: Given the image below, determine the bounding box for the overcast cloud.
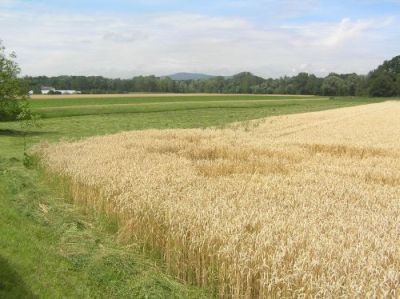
[0,0,399,78]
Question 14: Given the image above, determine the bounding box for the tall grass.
[36,102,400,297]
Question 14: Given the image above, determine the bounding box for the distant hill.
[163,72,215,81]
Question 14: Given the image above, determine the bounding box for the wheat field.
[36,101,400,298]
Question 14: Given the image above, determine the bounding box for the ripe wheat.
[37,101,400,298]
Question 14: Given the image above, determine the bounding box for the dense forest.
[23,56,400,97]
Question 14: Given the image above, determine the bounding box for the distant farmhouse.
[40,86,81,95]
[40,86,55,94]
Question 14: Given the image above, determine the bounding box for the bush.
[0,41,27,121]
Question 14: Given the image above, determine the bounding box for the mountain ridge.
[162,72,215,81]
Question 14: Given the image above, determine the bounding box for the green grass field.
[29,95,380,119]
[0,94,387,298]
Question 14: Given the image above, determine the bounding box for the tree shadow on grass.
[0,256,37,298]
[0,129,51,137]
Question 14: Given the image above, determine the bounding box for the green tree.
[291,72,309,94]
[0,41,27,121]
[368,72,396,97]
[396,74,400,95]
[367,55,400,97]
[321,74,346,96]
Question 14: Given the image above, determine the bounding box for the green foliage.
[17,102,41,161]
[20,70,373,97]
[230,72,265,93]
[367,56,400,97]
[17,102,40,129]
[396,74,400,95]
[377,55,400,74]
[15,72,347,96]
[368,72,396,97]
[0,41,27,121]
[321,74,347,96]
[22,152,38,169]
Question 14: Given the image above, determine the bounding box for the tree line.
[23,55,400,97]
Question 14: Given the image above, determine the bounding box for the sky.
[0,0,399,78]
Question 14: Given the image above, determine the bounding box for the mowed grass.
[0,156,208,298]
[29,95,381,119]
[0,94,387,298]
[30,94,317,108]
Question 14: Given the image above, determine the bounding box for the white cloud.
[320,18,375,47]
[285,17,394,46]
[319,17,395,47]
[0,3,398,78]
[223,0,320,19]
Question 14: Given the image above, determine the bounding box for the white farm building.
[41,86,81,95]
[40,86,55,94]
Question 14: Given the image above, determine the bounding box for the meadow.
[0,94,392,297]
[29,94,367,119]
